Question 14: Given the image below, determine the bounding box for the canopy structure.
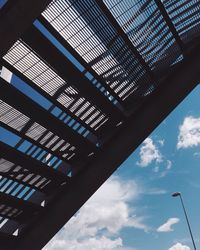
[0,0,199,249]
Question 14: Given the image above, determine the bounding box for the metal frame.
[37,15,125,109]
[6,39,200,250]
[154,0,185,55]
[0,142,69,191]
[22,26,124,128]
[0,78,95,157]
[95,0,155,81]
[0,0,199,249]
[0,0,52,58]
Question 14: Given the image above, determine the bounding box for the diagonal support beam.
[0,191,43,219]
[154,0,185,56]
[93,0,154,80]
[0,191,43,222]
[0,232,17,250]
[0,78,96,157]
[22,26,124,127]
[0,0,51,58]
[8,39,200,250]
[37,16,125,109]
[0,59,98,142]
[0,121,71,168]
[0,142,69,193]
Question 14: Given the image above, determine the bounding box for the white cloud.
[177,116,200,149]
[44,176,146,250]
[137,138,172,177]
[158,139,165,146]
[137,138,163,167]
[193,152,200,157]
[44,236,123,250]
[166,160,172,170]
[159,160,173,178]
[168,243,190,250]
[146,188,167,195]
[157,218,180,232]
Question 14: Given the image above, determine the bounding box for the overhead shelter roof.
[0,0,200,249]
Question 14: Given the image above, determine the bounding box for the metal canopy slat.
[102,0,183,76]
[37,15,125,109]
[1,60,98,142]
[0,0,199,248]
[0,192,43,222]
[93,0,155,81]
[51,0,155,103]
[0,78,95,158]
[22,26,124,131]
[9,39,200,250]
[0,121,72,168]
[154,0,185,55]
[0,142,68,191]
[0,172,44,194]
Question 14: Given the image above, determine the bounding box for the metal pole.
[179,194,197,250]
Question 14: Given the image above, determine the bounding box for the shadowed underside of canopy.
[0,0,199,249]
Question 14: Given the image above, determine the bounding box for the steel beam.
[154,0,185,55]
[0,142,68,192]
[0,121,73,168]
[0,172,43,194]
[22,26,124,128]
[94,0,154,80]
[0,192,43,222]
[0,0,51,58]
[8,38,200,250]
[1,59,98,142]
[37,16,125,109]
[0,232,17,250]
[0,78,95,157]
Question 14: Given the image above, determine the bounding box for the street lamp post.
[172,192,196,250]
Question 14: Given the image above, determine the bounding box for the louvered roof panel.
[0,0,199,248]
[42,0,153,102]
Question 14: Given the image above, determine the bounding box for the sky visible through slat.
[0,0,200,248]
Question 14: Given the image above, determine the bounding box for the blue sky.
[44,86,200,250]
[1,0,199,248]
[115,86,200,250]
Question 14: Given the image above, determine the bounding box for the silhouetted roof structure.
[0,0,199,249]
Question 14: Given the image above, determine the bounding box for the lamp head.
[172,192,181,197]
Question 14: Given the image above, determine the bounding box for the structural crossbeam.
[0,121,72,168]
[0,191,43,222]
[22,26,124,129]
[94,0,154,80]
[154,0,185,55]
[0,232,17,248]
[0,0,52,57]
[0,142,68,192]
[37,16,125,108]
[8,36,200,250]
[0,78,95,157]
